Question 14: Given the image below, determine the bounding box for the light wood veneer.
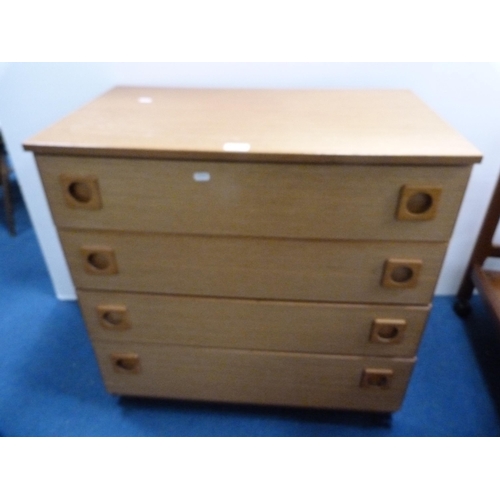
[24,87,482,412]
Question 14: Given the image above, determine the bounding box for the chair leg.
[0,156,16,236]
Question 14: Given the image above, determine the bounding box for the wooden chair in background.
[455,171,500,325]
[0,133,16,236]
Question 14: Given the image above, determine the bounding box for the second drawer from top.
[60,229,447,304]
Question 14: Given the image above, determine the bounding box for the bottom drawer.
[93,341,416,412]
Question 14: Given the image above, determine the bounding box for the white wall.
[1,62,499,299]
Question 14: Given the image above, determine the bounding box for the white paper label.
[223,142,251,152]
[138,96,153,104]
[193,172,211,182]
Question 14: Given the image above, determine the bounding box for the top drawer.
[35,155,471,241]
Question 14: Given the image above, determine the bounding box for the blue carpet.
[1,180,500,436]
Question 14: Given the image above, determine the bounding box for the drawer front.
[78,290,430,357]
[60,229,446,304]
[37,155,471,241]
[93,341,416,412]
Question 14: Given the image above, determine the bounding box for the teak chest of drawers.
[24,87,482,412]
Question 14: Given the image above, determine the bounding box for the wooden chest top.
[23,87,481,165]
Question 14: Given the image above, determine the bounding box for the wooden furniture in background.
[23,87,482,412]
[0,134,15,236]
[455,171,500,323]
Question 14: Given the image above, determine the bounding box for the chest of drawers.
[24,87,482,412]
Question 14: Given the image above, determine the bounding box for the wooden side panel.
[60,230,446,304]
[78,290,430,357]
[93,341,416,412]
[36,155,471,241]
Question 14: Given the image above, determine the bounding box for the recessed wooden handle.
[60,174,102,209]
[97,305,131,330]
[396,185,442,221]
[382,258,422,288]
[111,353,141,374]
[370,318,406,344]
[81,246,119,275]
[360,368,394,389]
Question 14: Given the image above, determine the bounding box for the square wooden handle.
[97,305,131,330]
[80,246,119,275]
[360,368,394,389]
[370,319,406,344]
[382,258,422,288]
[111,353,141,374]
[60,174,102,209]
[396,185,442,221]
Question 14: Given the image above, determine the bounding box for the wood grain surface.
[77,289,430,357]
[24,87,478,411]
[36,155,472,241]
[60,229,447,305]
[24,88,482,165]
[93,340,416,411]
